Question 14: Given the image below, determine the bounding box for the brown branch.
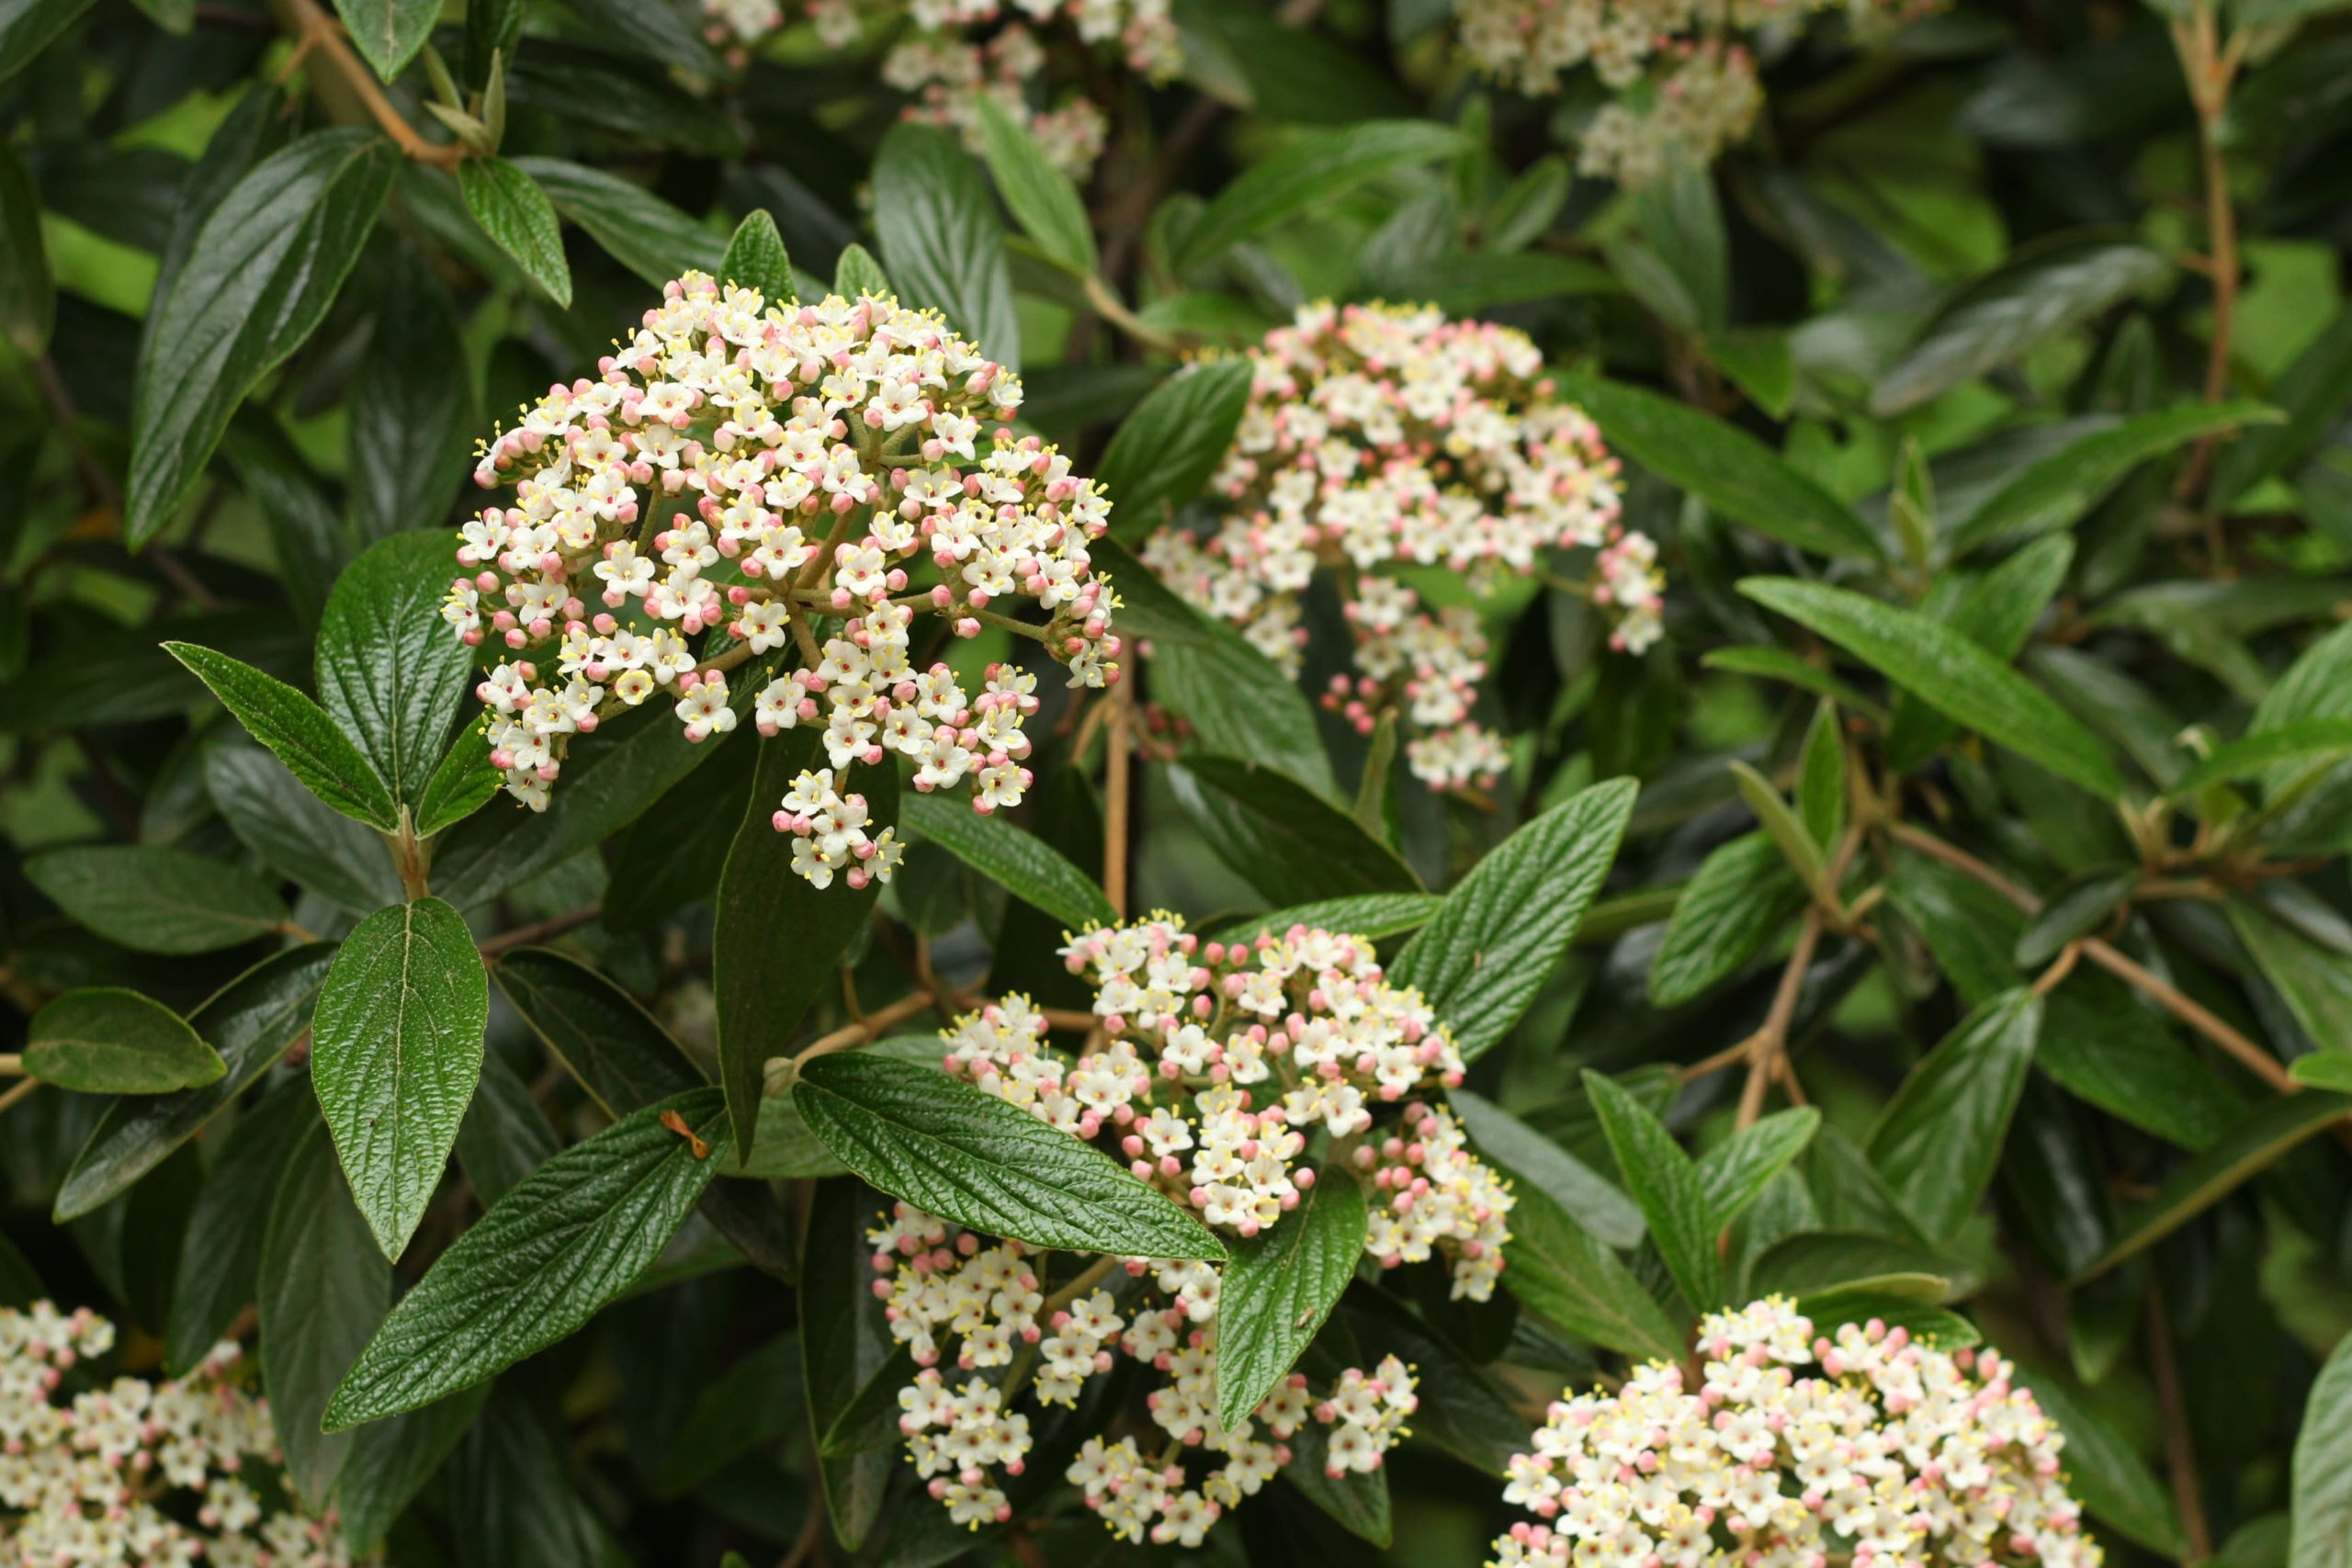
[0,1077,42,1118]
[479,906,602,957]
[1735,908,1823,1131]
[2171,8,2244,508]
[2147,1288,2213,1563]
[266,0,461,168]
[1102,684,1134,919]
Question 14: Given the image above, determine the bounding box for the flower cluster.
[701,2,1180,176]
[1488,1298,2102,1568]
[1455,0,1939,183]
[446,271,1122,888]
[867,1205,1419,1546]
[0,1303,362,1568]
[940,915,1510,1293]
[1144,303,1658,793]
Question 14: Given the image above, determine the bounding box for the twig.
[1734,908,1823,1130]
[2171,7,2245,508]
[2030,942,2083,998]
[266,0,462,167]
[1102,684,1133,919]
[0,1077,41,1117]
[789,989,942,1067]
[478,906,602,957]
[2147,1288,2213,1563]
[0,1054,21,1075]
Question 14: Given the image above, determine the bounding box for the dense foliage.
[5,0,2352,1564]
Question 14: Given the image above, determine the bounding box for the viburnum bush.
[8,1,2352,1566]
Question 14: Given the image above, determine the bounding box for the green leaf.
[802,1180,894,1551]
[1747,1230,1957,1302]
[832,242,890,299]
[1563,377,1883,561]
[1210,893,1442,946]
[261,1119,390,1506]
[457,158,572,307]
[1703,327,1796,419]
[2024,1373,2188,1558]
[318,534,476,807]
[972,95,1095,275]
[1883,534,2076,773]
[1215,1162,1365,1429]
[2170,718,2352,795]
[1696,1108,1821,1232]
[128,130,396,544]
[0,138,52,355]
[2230,898,2352,1057]
[2077,1090,2352,1281]
[322,1088,731,1430]
[2293,1054,2352,1091]
[454,1053,560,1207]
[1795,1290,1980,1349]
[1500,1180,1685,1364]
[26,843,288,954]
[1650,834,1809,1007]
[2213,307,2352,509]
[1097,358,1255,535]
[1951,400,2281,553]
[899,791,1115,931]
[718,208,795,302]
[0,0,95,85]
[2013,868,2135,968]
[349,247,469,542]
[338,1382,492,1553]
[165,1079,313,1374]
[208,743,405,914]
[1585,1070,1720,1311]
[1867,989,2041,1242]
[1796,700,1846,848]
[54,946,337,1222]
[1739,578,2122,795]
[1701,646,1888,721]
[1370,251,1616,314]
[714,732,895,1160]
[331,0,437,80]
[25,987,223,1093]
[1173,120,1463,272]
[2291,1331,2352,1568]
[1871,240,2174,415]
[510,155,723,288]
[164,640,399,829]
[1728,759,1827,894]
[1168,755,1419,905]
[792,1054,1224,1259]
[1286,1418,1393,1546]
[311,897,489,1259]
[1451,1089,1643,1249]
[872,122,1018,367]
[1389,778,1635,1060]
[414,720,501,838]
[1149,621,1337,795]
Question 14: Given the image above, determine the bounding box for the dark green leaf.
[972,96,1094,275]
[718,208,795,302]
[1210,893,1442,945]
[1740,578,2122,795]
[1701,646,1889,721]
[323,1089,731,1430]
[1285,1419,1393,1546]
[55,945,337,1221]
[899,791,1115,931]
[1729,759,1827,893]
[166,1078,313,1374]
[26,987,223,1092]
[128,130,395,543]
[2292,1331,2352,1568]
[1173,120,1462,272]
[339,1382,492,1553]
[1695,1108,1820,1232]
[1500,1180,1685,1363]
[349,249,469,541]
[1216,1162,1366,1429]
[311,897,488,1259]
[1451,1089,1643,1249]
[1883,534,2076,773]
[2232,897,2352,1050]
[793,1054,1223,1259]
[1747,1230,1956,1301]
[1867,989,2041,1241]
[208,743,404,914]
[1368,251,1615,314]
[2012,868,2135,968]
[0,138,52,355]
[802,1180,899,1551]
[27,842,288,954]
[261,1120,390,1506]
[457,158,572,307]
[2213,308,2352,509]
[1585,1070,1719,1311]
[1168,755,1419,906]
[454,1053,560,1208]
[331,0,437,81]
[1649,833,1809,1007]
[2025,1373,2188,1557]
[1097,358,1255,535]
[491,948,702,1116]
[510,156,723,288]
[1389,777,1635,1060]
[1565,377,1883,560]
[1149,621,1337,795]
[0,0,95,85]
[317,533,476,807]
[872,122,1018,367]
[165,640,399,829]
[2172,718,2352,796]
[414,720,501,838]
[1952,400,2281,552]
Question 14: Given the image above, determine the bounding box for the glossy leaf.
[1585,1070,1719,1311]
[1696,1108,1821,1232]
[1867,989,2041,1242]
[1451,1089,1642,1249]
[802,1181,894,1549]
[413,720,501,838]
[208,742,405,914]
[1649,832,1809,1007]
[348,248,469,542]
[332,0,437,82]
[2292,1331,2352,1568]
[311,897,489,1259]
[1168,755,1419,905]
[1173,120,1462,272]
[164,640,399,829]
[872,122,1018,367]
[1389,778,1635,1059]
[164,1078,313,1374]
[25,987,223,1092]
[128,130,395,543]
[899,790,1115,931]
[1097,358,1255,534]
[1215,1162,1366,1428]
[972,96,1094,275]
[2024,1374,2188,1557]
[27,842,288,954]
[794,1054,1223,1258]
[2212,307,2352,509]
[323,1089,732,1430]
[316,533,476,807]
[1740,578,2122,795]
[2231,897,2352,1050]
[1210,893,1442,946]
[511,156,723,288]
[457,158,572,307]
[260,1120,389,1506]
[1951,400,2280,553]
[339,1383,492,1553]
[1500,1180,1685,1364]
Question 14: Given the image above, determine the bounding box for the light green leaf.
[128,130,395,543]
[457,158,572,307]
[833,243,890,299]
[2170,718,2352,795]
[1797,700,1847,848]
[324,1089,732,1430]
[2213,307,2352,509]
[794,1055,1225,1259]
[331,0,438,81]
[1565,376,1883,561]
[1215,1162,1366,1429]
[718,208,795,303]
[1883,534,2076,773]
[164,640,399,829]
[311,897,489,1259]
[1389,778,1635,1060]
[1174,120,1462,272]
[872,122,1018,367]
[1867,989,2041,1242]
[1097,358,1255,535]
[1729,760,1827,895]
[1701,646,1888,722]
[413,720,501,839]
[2230,898,2352,1053]
[27,842,288,954]
[25,988,223,1093]
[899,791,1115,931]
[261,1120,389,1506]
[972,95,1095,275]
[317,534,476,808]
[1585,1070,1720,1311]
[2291,1330,2352,1568]
[1740,578,2122,795]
